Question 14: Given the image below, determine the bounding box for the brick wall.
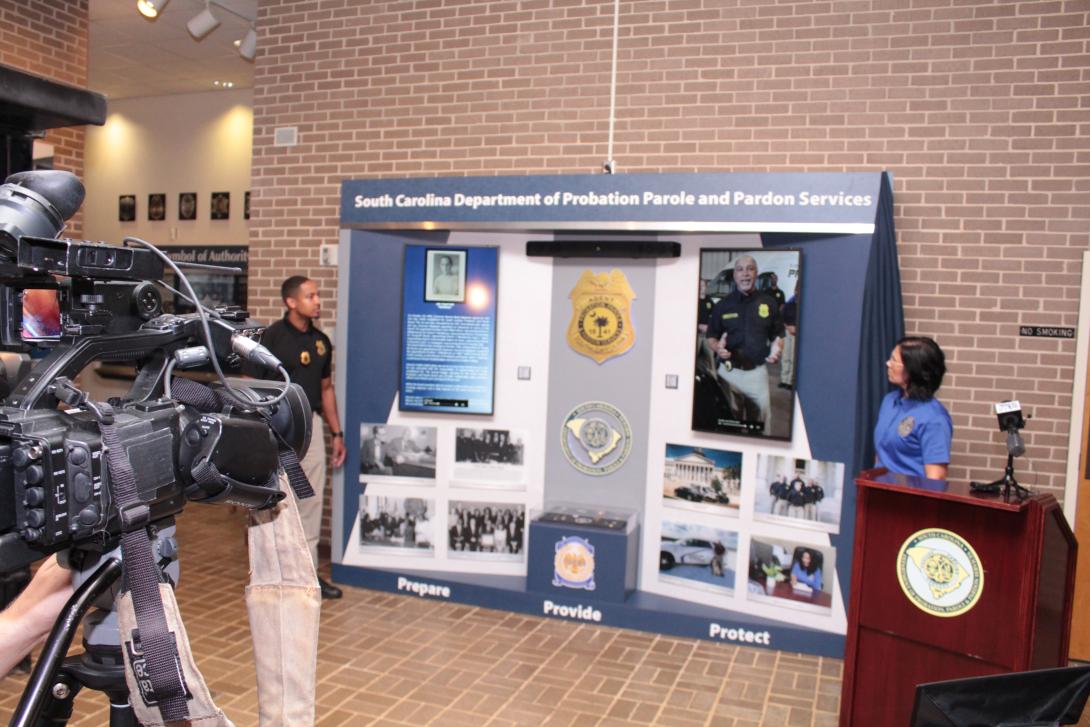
[0,0,90,235]
[250,0,1088,503]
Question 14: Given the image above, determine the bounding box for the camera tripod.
[970,452,1031,502]
[10,525,180,727]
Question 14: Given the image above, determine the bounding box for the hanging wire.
[603,0,621,174]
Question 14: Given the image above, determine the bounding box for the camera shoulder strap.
[98,404,191,722]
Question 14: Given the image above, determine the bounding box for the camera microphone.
[1006,428,1025,458]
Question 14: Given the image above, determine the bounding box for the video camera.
[0,170,311,573]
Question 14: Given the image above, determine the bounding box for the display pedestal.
[840,469,1077,727]
[527,510,639,604]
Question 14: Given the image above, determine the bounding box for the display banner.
[342,172,882,230]
[399,244,498,415]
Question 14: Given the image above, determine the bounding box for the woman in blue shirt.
[874,336,953,479]
[790,548,823,592]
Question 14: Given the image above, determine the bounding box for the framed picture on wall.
[693,248,801,442]
[210,191,230,220]
[148,193,166,221]
[658,521,738,596]
[424,248,466,303]
[754,454,845,534]
[357,495,435,555]
[661,443,742,517]
[178,192,197,220]
[118,195,136,222]
[746,536,834,615]
[448,500,526,562]
[244,190,251,220]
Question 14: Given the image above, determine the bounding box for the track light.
[187,2,220,39]
[136,0,170,19]
[238,26,257,61]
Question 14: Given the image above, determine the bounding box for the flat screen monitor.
[692,248,800,441]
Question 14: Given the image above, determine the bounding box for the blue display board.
[399,245,498,415]
[331,172,903,660]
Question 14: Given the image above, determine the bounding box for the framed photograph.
[358,495,434,554]
[746,536,834,614]
[210,191,230,220]
[359,423,437,483]
[148,193,166,221]
[693,248,801,441]
[662,443,742,517]
[424,248,466,303]
[178,192,197,220]
[118,195,136,222]
[448,500,526,561]
[754,454,845,533]
[451,427,526,489]
[658,521,738,596]
[244,190,251,220]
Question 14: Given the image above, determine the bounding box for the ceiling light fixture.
[136,0,170,19]
[186,2,221,39]
[238,26,257,61]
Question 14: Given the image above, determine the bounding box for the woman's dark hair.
[797,548,819,575]
[897,336,946,400]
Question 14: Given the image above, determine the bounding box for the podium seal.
[553,536,596,591]
[896,528,983,617]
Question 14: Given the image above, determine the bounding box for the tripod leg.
[32,671,81,726]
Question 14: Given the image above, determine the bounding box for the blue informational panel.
[332,172,903,661]
[399,245,498,415]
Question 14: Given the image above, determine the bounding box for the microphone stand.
[970,426,1030,501]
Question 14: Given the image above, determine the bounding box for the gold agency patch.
[566,269,637,364]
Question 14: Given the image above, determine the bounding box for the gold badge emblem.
[300,351,311,366]
[896,528,983,617]
[315,340,327,357]
[567,269,636,364]
[898,415,915,438]
[758,303,770,318]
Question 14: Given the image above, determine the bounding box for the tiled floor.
[0,505,842,726]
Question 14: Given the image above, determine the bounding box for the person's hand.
[697,323,708,335]
[766,337,783,364]
[331,436,346,468]
[0,555,74,677]
[790,574,798,587]
[715,333,731,360]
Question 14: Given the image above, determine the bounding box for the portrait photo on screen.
[658,521,738,596]
[661,443,742,517]
[358,495,434,554]
[746,535,834,615]
[451,427,526,489]
[754,454,845,533]
[424,248,466,303]
[693,248,801,441]
[359,423,438,483]
[448,500,526,561]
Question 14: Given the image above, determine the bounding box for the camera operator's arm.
[0,555,73,678]
[321,376,345,468]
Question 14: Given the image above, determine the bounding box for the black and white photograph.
[662,443,742,517]
[755,454,845,533]
[746,536,834,614]
[358,495,434,553]
[359,423,438,483]
[448,500,526,561]
[451,427,526,488]
[658,521,738,596]
[693,248,801,441]
[424,248,466,303]
[118,194,136,222]
[148,193,166,221]
[178,192,197,220]
[210,191,230,220]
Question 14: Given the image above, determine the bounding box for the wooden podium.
[840,469,1077,727]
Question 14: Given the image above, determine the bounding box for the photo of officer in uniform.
[424,248,466,303]
[692,249,800,441]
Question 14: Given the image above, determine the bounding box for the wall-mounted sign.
[1019,326,1074,339]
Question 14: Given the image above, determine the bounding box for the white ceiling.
[89,0,258,100]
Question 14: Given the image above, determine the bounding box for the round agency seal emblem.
[896,528,984,617]
[561,401,632,476]
[553,535,596,591]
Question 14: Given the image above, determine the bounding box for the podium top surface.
[855,468,1054,512]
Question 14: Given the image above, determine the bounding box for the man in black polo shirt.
[705,255,784,435]
[257,276,346,599]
